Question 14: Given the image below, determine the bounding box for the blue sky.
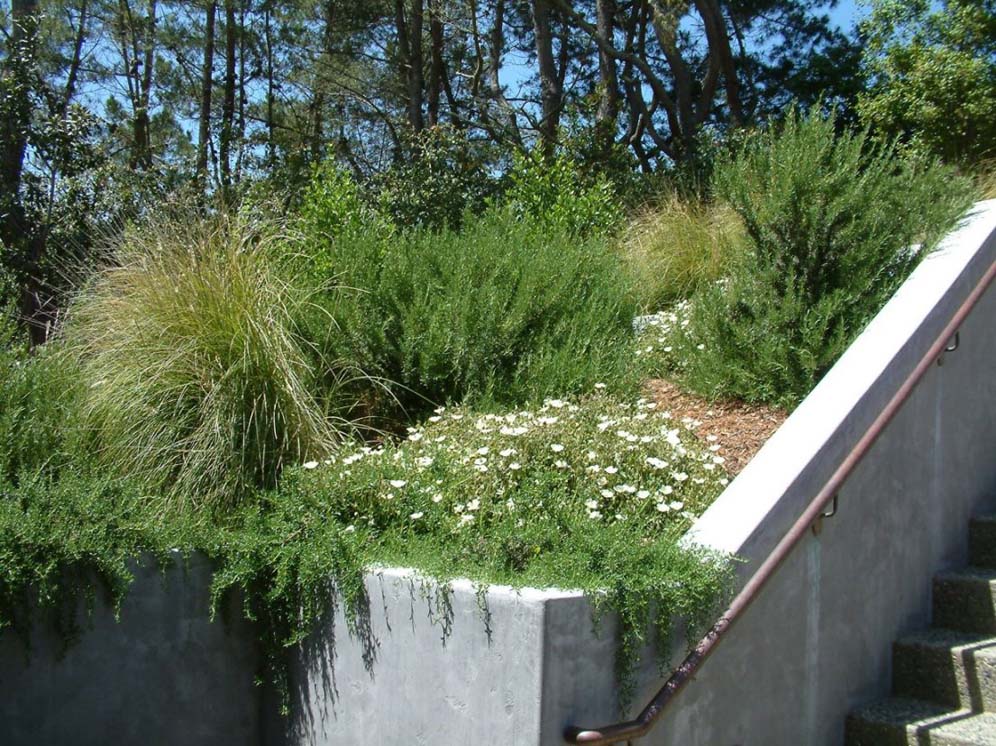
[829,0,868,32]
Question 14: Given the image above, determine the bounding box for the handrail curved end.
[563,727,603,742]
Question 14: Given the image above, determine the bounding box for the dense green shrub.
[504,151,623,238]
[295,162,394,295]
[547,121,654,208]
[0,323,82,482]
[667,109,974,406]
[65,213,354,508]
[299,162,390,243]
[373,126,500,231]
[858,0,996,167]
[308,208,640,416]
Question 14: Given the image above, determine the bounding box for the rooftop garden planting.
[0,105,979,714]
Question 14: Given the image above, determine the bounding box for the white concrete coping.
[367,564,583,601]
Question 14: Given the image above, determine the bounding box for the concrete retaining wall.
[0,554,261,746]
[265,569,672,746]
[3,203,995,746]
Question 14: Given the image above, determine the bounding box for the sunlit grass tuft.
[976,162,996,200]
[618,194,745,311]
[66,212,357,509]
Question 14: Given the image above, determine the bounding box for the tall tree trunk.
[693,0,741,125]
[116,0,156,169]
[197,0,215,184]
[310,1,340,164]
[62,0,89,112]
[235,0,246,181]
[531,0,561,157]
[310,91,325,162]
[594,0,619,153]
[1,0,37,197]
[1,0,46,345]
[487,0,504,102]
[264,4,275,168]
[126,0,157,170]
[427,0,443,127]
[395,0,425,133]
[410,0,424,133]
[650,0,696,159]
[482,0,520,144]
[220,0,236,199]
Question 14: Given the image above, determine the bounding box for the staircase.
[846,516,996,745]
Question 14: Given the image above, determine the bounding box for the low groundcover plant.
[293,392,728,538]
[275,391,733,707]
[0,335,734,714]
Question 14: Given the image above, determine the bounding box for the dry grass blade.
[976,163,996,200]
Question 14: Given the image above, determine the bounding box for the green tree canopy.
[858,0,996,166]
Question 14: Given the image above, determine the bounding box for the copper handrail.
[564,254,996,745]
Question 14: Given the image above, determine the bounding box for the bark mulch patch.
[644,379,788,477]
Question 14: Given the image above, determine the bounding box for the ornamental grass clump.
[664,108,974,407]
[619,194,746,311]
[66,213,351,509]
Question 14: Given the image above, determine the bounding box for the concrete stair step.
[893,629,996,711]
[844,698,996,745]
[845,697,971,746]
[970,516,996,569]
[934,568,996,634]
[927,712,996,745]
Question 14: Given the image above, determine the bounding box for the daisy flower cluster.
[632,300,698,360]
[293,389,729,541]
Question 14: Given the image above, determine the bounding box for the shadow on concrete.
[268,579,378,746]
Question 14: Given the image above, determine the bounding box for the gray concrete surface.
[280,568,536,745]
[0,553,261,746]
[265,569,652,746]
